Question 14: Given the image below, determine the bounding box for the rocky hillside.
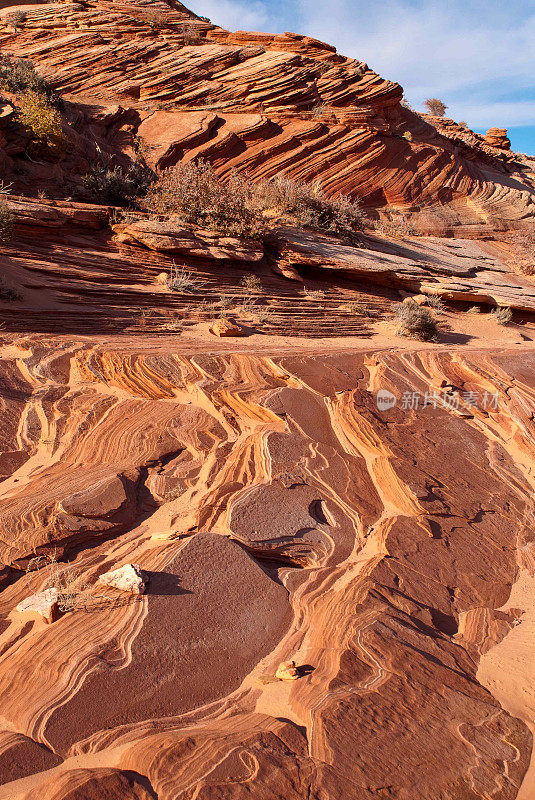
[0,2,534,800]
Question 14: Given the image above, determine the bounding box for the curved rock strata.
[0,0,533,232]
[0,342,533,798]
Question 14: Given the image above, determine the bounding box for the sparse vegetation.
[166,265,201,293]
[143,162,366,242]
[259,175,365,242]
[240,274,262,292]
[425,296,446,313]
[145,10,167,28]
[0,279,21,301]
[392,301,439,341]
[468,305,481,313]
[6,10,27,31]
[374,215,415,239]
[18,91,62,145]
[25,553,91,614]
[0,199,14,242]
[82,159,154,206]
[144,160,266,238]
[183,23,201,44]
[345,301,375,317]
[0,55,58,103]
[492,306,513,325]
[424,98,448,117]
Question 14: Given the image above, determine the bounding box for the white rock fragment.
[99,563,146,595]
[275,660,300,681]
[16,588,59,624]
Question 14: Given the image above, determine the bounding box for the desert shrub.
[424,98,448,117]
[18,91,62,145]
[0,279,21,300]
[0,55,57,102]
[240,274,261,292]
[492,306,512,325]
[467,305,481,313]
[345,301,375,317]
[25,553,91,613]
[144,162,365,241]
[6,10,27,30]
[425,295,446,312]
[374,215,415,239]
[392,301,438,341]
[0,199,14,242]
[183,23,201,44]
[82,159,154,206]
[166,265,201,293]
[258,176,365,242]
[144,160,265,238]
[145,10,167,28]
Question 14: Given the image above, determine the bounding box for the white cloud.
[295,0,535,128]
[188,0,271,31]
[185,0,535,132]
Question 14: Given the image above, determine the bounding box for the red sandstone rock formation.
[485,127,512,150]
[0,0,532,233]
[0,3,534,800]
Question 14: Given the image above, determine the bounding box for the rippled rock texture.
[0,341,533,799]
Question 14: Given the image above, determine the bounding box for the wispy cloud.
[189,0,272,31]
[295,0,535,128]
[187,0,535,133]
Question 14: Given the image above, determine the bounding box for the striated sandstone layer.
[0,338,533,799]
[0,0,533,234]
[0,2,534,798]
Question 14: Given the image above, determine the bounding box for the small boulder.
[209,318,246,337]
[99,563,146,595]
[403,294,428,306]
[155,272,169,285]
[16,588,59,624]
[275,659,300,681]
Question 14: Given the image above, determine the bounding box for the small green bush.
[393,301,438,341]
[0,56,59,104]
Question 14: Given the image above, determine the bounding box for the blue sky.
[191,0,535,154]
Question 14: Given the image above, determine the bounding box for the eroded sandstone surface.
[0,1,534,798]
[0,342,533,799]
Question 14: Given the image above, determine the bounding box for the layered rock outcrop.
[0,3,534,799]
[0,0,533,233]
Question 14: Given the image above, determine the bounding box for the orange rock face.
[0,346,533,800]
[0,3,534,800]
[484,127,512,150]
[0,0,532,233]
